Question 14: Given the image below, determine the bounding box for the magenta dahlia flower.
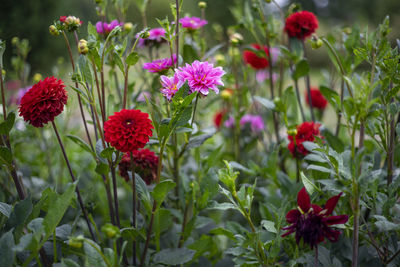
[179,16,208,30]
[138,27,166,47]
[175,60,225,95]
[240,114,265,133]
[160,74,184,101]
[143,54,177,74]
[96,20,123,35]
[282,187,348,249]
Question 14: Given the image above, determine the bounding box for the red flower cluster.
[243,44,269,69]
[288,121,321,156]
[282,188,348,248]
[60,16,67,23]
[19,77,68,127]
[118,149,158,184]
[104,109,153,153]
[305,87,328,109]
[284,11,318,40]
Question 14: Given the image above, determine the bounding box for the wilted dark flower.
[118,149,158,184]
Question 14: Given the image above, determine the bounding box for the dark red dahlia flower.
[104,109,153,153]
[305,87,328,109]
[284,11,318,40]
[19,77,68,127]
[288,121,321,157]
[118,149,158,184]
[243,44,269,69]
[282,187,348,248]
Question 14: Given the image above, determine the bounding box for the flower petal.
[297,187,311,213]
[324,215,349,225]
[324,192,343,215]
[286,209,301,223]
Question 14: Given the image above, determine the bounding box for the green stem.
[53,230,57,263]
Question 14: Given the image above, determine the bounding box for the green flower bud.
[33,73,42,83]
[198,1,207,9]
[287,128,297,136]
[101,223,120,239]
[140,30,150,39]
[311,36,323,49]
[49,25,60,36]
[124,22,133,32]
[11,37,19,46]
[78,39,89,55]
[68,235,84,249]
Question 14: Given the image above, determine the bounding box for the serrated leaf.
[0,202,12,218]
[187,133,214,150]
[67,135,95,158]
[261,220,277,234]
[153,248,195,265]
[0,230,15,267]
[207,201,236,210]
[84,241,108,267]
[300,172,320,195]
[152,180,176,208]
[5,196,32,231]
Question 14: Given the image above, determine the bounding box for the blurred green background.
[1,0,400,77]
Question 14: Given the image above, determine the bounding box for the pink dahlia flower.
[175,60,225,95]
[240,114,265,133]
[179,16,208,30]
[160,74,184,101]
[138,27,166,47]
[96,20,123,35]
[143,54,177,73]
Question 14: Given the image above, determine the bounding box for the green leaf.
[261,220,277,234]
[100,147,115,159]
[307,164,334,175]
[321,129,345,153]
[153,248,196,265]
[5,196,32,231]
[0,146,12,166]
[300,172,320,195]
[0,230,15,267]
[61,258,81,267]
[152,180,176,208]
[254,96,275,110]
[209,227,235,240]
[0,202,12,218]
[187,133,214,150]
[67,135,95,158]
[207,201,236,210]
[84,241,108,267]
[43,182,77,237]
[135,174,152,213]
[292,59,310,80]
[95,162,109,176]
[113,51,125,75]
[319,86,341,109]
[78,55,93,86]
[0,112,15,135]
[126,52,139,66]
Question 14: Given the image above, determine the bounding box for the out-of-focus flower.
[230,33,243,45]
[288,121,321,157]
[240,114,265,133]
[305,87,328,109]
[49,25,60,36]
[137,91,151,102]
[224,116,235,128]
[179,16,208,30]
[284,11,318,40]
[118,149,158,184]
[104,109,153,152]
[255,70,278,84]
[96,20,123,35]
[143,54,177,74]
[214,110,227,129]
[123,22,133,32]
[160,74,184,101]
[138,27,166,47]
[243,44,269,69]
[198,2,207,9]
[175,60,225,95]
[221,88,234,100]
[282,187,348,248]
[33,73,42,83]
[19,77,67,127]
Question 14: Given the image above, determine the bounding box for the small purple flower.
[138,27,166,47]
[256,70,278,84]
[179,16,208,30]
[175,60,225,95]
[240,114,265,133]
[224,116,235,128]
[15,86,31,105]
[96,20,123,35]
[269,47,281,66]
[160,74,184,101]
[143,54,177,74]
[137,91,151,102]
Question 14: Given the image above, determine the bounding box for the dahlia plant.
[0,1,400,267]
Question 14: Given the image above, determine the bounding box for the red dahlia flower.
[284,11,318,40]
[282,187,348,248]
[213,110,226,128]
[288,121,321,157]
[118,149,158,184]
[59,16,67,23]
[243,44,269,69]
[19,77,68,127]
[104,109,153,153]
[305,87,328,109]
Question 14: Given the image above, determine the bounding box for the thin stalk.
[175,0,180,68]
[122,37,140,109]
[178,201,190,248]
[91,58,105,124]
[0,66,6,120]
[140,140,166,267]
[302,40,315,121]
[335,79,345,136]
[387,101,395,186]
[110,162,121,227]
[51,121,96,241]
[288,41,306,122]
[61,31,94,151]
[130,152,137,266]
